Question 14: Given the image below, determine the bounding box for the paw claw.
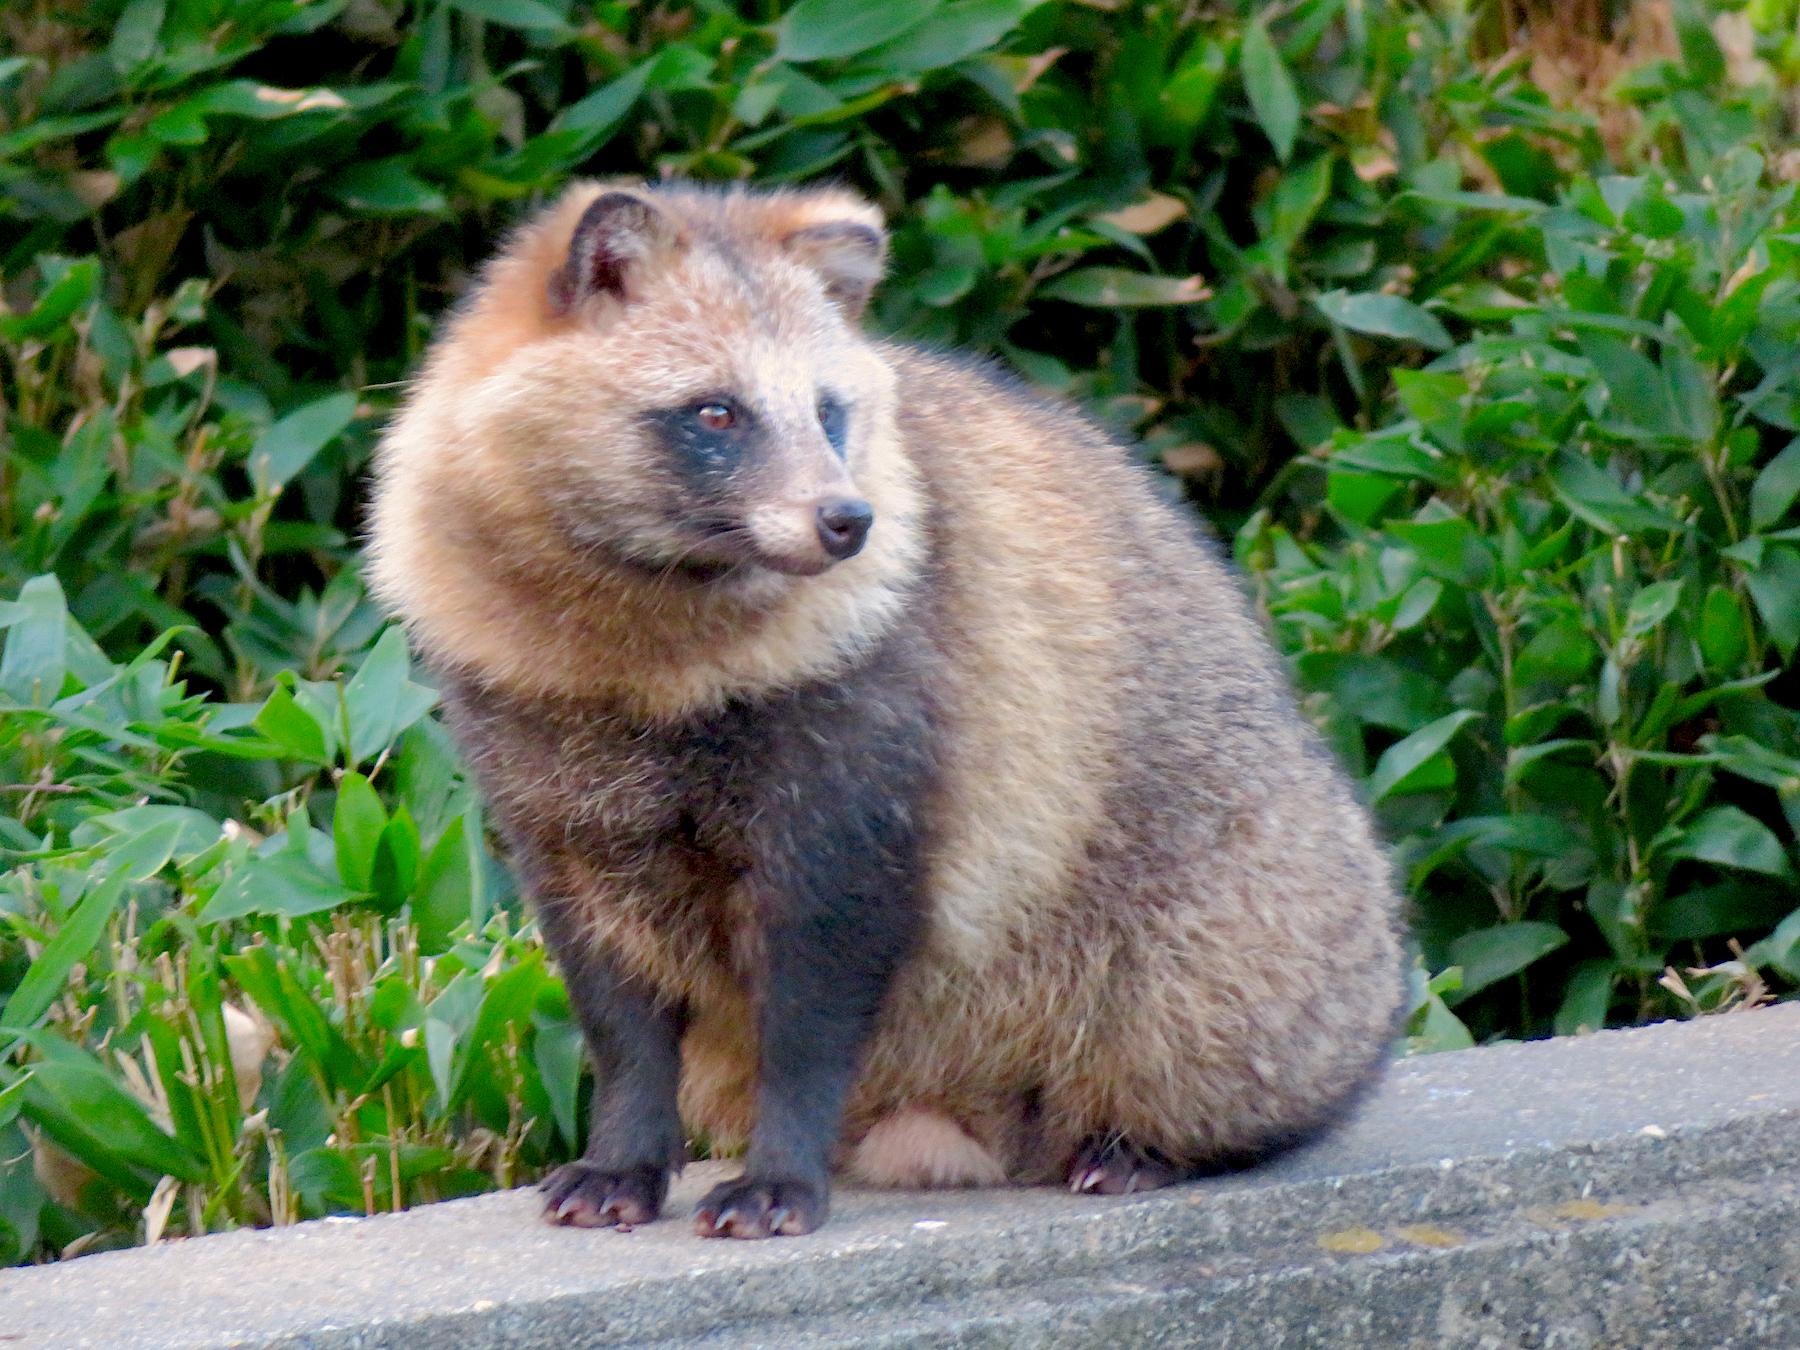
[1065,1137,1185,1197]
[540,1161,668,1229]
[693,1176,825,1239]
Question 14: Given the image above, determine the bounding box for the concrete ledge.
[7,1006,1800,1348]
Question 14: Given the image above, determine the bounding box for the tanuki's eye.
[696,403,736,431]
[817,395,847,455]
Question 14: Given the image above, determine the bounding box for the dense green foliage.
[3,0,1799,1263]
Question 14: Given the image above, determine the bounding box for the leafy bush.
[3,0,1798,1263]
[0,581,572,1262]
[1243,147,1800,1045]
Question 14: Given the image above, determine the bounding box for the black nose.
[815,497,874,560]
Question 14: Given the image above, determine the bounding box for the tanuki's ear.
[782,220,888,319]
[548,191,681,314]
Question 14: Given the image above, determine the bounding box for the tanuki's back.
[366,180,1406,1237]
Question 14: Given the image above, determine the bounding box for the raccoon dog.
[366,181,1405,1239]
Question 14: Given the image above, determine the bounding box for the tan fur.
[367,180,1406,1185]
[848,1110,1008,1189]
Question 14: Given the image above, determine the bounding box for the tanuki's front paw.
[541,1160,668,1228]
[693,1175,825,1239]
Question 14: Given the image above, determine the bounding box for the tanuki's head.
[366,181,925,707]
[374,182,900,590]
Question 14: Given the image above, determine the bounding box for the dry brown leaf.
[1163,444,1222,477]
[163,346,216,379]
[256,86,349,112]
[69,170,121,209]
[1098,192,1188,235]
[1351,145,1399,182]
[225,1001,277,1110]
[31,1131,95,1209]
[142,1174,181,1245]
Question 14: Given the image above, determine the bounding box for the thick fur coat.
[366,181,1405,1238]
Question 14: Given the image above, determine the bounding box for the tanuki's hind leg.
[1050,789,1404,1197]
[1065,1135,1186,1195]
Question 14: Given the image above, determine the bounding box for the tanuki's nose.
[815,498,874,560]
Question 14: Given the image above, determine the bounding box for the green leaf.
[252,684,332,765]
[1160,38,1228,132]
[146,100,208,145]
[328,158,447,215]
[0,869,128,1033]
[73,805,222,861]
[1653,881,1793,942]
[1367,710,1481,801]
[1240,17,1300,162]
[249,392,356,492]
[1404,187,1547,214]
[1515,615,1597,687]
[1673,0,1725,85]
[1328,432,1449,482]
[916,262,978,307]
[0,574,69,704]
[552,60,653,138]
[775,0,938,63]
[1409,987,1475,1053]
[1454,813,1592,860]
[1579,332,1672,433]
[857,0,1039,71]
[21,1041,206,1188]
[1552,960,1616,1036]
[425,1012,461,1110]
[1702,734,1800,794]
[0,1074,26,1131]
[0,259,100,342]
[1745,545,1800,660]
[107,0,165,71]
[1624,579,1683,637]
[1445,922,1570,1003]
[1744,908,1800,982]
[1259,154,1333,266]
[182,81,363,122]
[0,58,36,92]
[1387,512,1494,586]
[1326,470,1400,525]
[333,772,387,891]
[1664,805,1794,879]
[533,1010,584,1148]
[1384,577,1442,632]
[1751,438,1800,531]
[448,951,546,1108]
[1547,451,1680,535]
[415,818,476,954]
[371,807,421,912]
[1039,268,1209,307]
[1699,585,1749,671]
[342,627,439,766]
[444,0,568,30]
[202,852,360,921]
[1314,290,1453,351]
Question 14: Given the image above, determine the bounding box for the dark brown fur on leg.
[533,900,688,1229]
